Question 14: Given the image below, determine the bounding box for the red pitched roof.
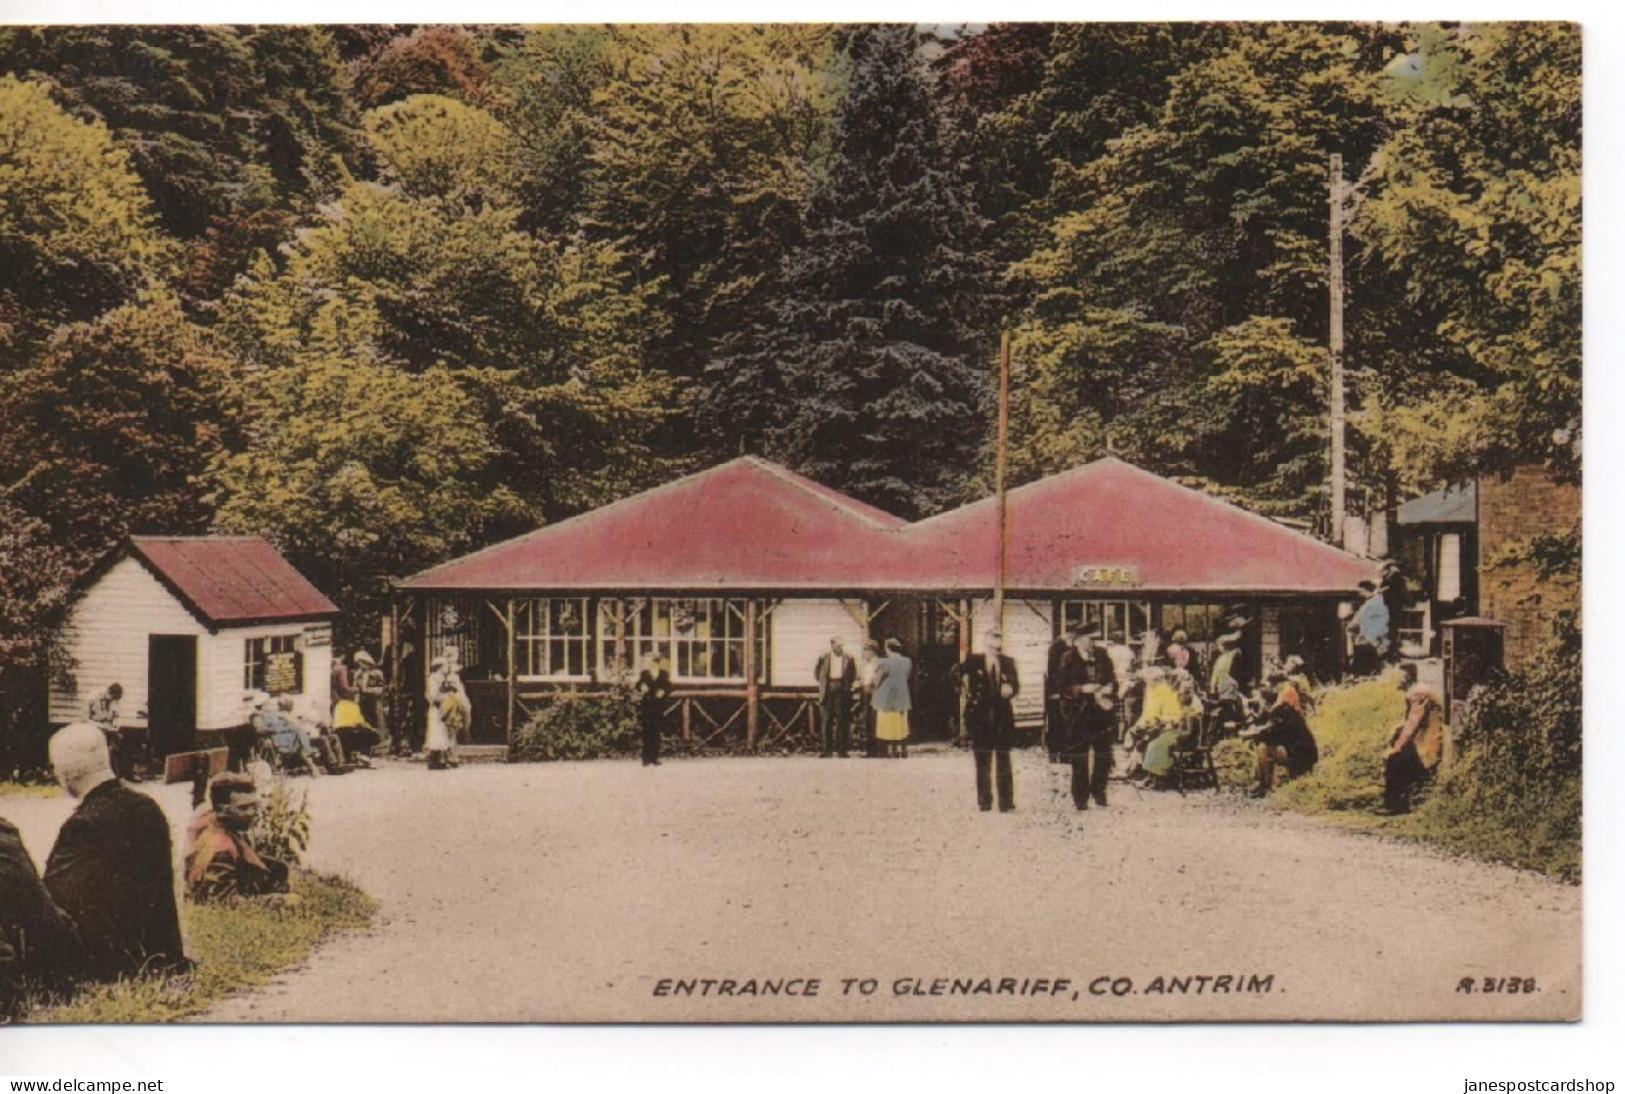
[130,536,338,625]
[399,457,909,592]
[895,458,1377,594]
[400,456,1374,596]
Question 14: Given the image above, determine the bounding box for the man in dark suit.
[44,723,190,983]
[1055,625,1117,810]
[952,629,1020,812]
[1,814,85,1014]
[814,638,858,758]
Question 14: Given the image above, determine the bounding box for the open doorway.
[148,634,198,763]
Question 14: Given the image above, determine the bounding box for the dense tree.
[1358,22,1581,488]
[0,26,359,302]
[353,25,490,109]
[0,20,1585,638]
[706,24,994,517]
[1010,22,1405,519]
[364,93,522,206]
[487,25,614,235]
[0,291,240,561]
[0,499,79,777]
[211,357,526,641]
[582,24,835,426]
[0,75,175,352]
[217,91,675,614]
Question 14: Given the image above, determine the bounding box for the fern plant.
[249,778,312,865]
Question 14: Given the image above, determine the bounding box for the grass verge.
[19,870,375,1023]
[1224,672,1580,883]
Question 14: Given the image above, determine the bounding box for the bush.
[512,687,639,761]
[250,778,313,866]
[1211,737,1256,792]
[1403,615,1581,880]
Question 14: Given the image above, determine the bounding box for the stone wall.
[1476,466,1581,665]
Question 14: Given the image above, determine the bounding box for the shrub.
[1404,615,1581,880]
[1211,737,1256,792]
[250,778,313,866]
[512,687,639,762]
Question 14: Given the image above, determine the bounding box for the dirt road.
[3,750,1581,1021]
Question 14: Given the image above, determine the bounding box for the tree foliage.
[705,24,994,517]
[0,75,174,350]
[0,22,1584,692]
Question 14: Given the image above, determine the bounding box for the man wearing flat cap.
[1054,624,1118,810]
[952,629,1020,812]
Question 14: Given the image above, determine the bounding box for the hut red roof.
[400,455,1374,596]
[130,536,338,625]
[896,458,1376,594]
[399,457,910,592]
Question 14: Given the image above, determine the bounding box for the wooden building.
[393,457,1375,753]
[51,537,339,760]
[1394,466,1580,664]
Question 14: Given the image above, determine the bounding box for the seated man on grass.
[43,723,191,982]
[2,812,86,1014]
[1383,663,1446,815]
[185,774,292,903]
[1239,676,1319,797]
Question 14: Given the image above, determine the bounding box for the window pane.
[1437,533,1462,602]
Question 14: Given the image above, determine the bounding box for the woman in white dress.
[425,651,471,770]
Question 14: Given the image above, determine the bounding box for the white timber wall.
[770,598,868,688]
[969,598,1055,722]
[196,622,333,730]
[50,558,208,728]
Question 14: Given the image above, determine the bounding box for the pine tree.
[707,24,995,518]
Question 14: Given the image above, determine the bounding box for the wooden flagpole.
[993,328,1011,630]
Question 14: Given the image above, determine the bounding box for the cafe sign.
[1073,564,1141,589]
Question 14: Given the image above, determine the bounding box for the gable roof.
[128,536,338,626]
[398,457,909,592]
[895,458,1377,594]
[1397,481,1477,526]
[401,455,1375,597]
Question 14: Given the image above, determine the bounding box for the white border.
[4,4,1620,1092]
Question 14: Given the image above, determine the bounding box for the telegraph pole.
[1328,153,1348,548]
[992,327,1011,629]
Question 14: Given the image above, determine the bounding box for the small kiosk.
[50,536,339,767]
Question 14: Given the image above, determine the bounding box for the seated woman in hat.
[1133,666,1203,787]
[331,650,382,767]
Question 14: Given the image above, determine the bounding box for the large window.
[516,598,591,679]
[1154,603,1230,643]
[1060,600,1152,645]
[599,598,768,683]
[245,634,303,695]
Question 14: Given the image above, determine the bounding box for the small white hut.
[50,536,339,760]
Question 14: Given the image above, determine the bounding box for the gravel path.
[3,750,1580,1022]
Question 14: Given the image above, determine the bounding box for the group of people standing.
[812,637,914,760]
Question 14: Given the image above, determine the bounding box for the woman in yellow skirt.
[871,637,913,758]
